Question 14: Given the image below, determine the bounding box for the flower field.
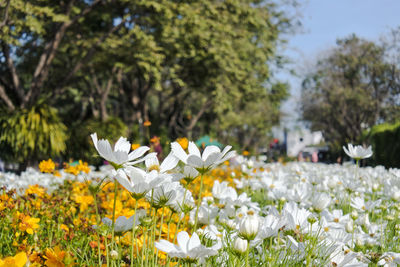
[1,137,400,266]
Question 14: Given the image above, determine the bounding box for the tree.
[0,0,296,165]
[301,35,400,152]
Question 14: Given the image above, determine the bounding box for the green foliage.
[0,0,296,164]
[65,117,128,164]
[365,122,400,168]
[0,104,67,163]
[301,35,400,154]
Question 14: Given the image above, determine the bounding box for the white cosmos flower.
[171,141,235,173]
[101,210,145,233]
[343,144,373,160]
[145,152,179,173]
[147,182,180,208]
[155,231,218,260]
[113,166,164,198]
[91,133,156,167]
[233,237,248,254]
[311,192,331,213]
[239,215,260,241]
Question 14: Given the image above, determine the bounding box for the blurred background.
[0,0,399,170]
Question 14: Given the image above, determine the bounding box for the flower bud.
[226,219,237,231]
[355,237,363,247]
[233,237,248,254]
[307,215,317,225]
[379,204,387,210]
[239,215,259,241]
[110,250,118,260]
[392,192,400,202]
[372,183,379,192]
[362,214,370,227]
[351,210,358,220]
[384,215,395,221]
[345,221,353,233]
[312,193,331,213]
[140,216,153,227]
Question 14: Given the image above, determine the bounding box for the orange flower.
[242,150,250,156]
[143,120,151,127]
[44,246,66,267]
[150,136,160,144]
[39,159,55,173]
[0,252,27,267]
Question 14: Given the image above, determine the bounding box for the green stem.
[193,173,205,231]
[105,234,110,267]
[94,193,103,266]
[141,227,146,267]
[173,214,183,244]
[131,199,139,267]
[155,207,165,265]
[381,212,384,250]
[111,181,118,251]
[245,245,250,267]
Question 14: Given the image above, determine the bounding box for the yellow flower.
[72,194,94,212]
[143,120,152,127]
[39,159,55,173]
[0,252,27,267]
[44,246,66,267]
[76,160,90,174]
[60,224,69,232]
[242,150,250,156]
[25,185,46,198]
[18,213,40,235]
[64,164,79,176]
[176,137,189,150]
[29,251,43,265]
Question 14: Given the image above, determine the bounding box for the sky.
[278,0,400,130]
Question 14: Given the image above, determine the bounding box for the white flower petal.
[90,133,99,150]
[187,233,201,251]
[160,153,179,173]
[145,156,159,170]
[187,155,204,168]
[177,231,190,254]
[115,169,133,192]
[128,146,150,161]
[114,136,131,153]
[188,141,201,158]
[155,240,175,254]
[97,139,115,162]
[202,146,220,161]
[171,142,188,163]
[204,152,220,167]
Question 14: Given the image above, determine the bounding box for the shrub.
[366,122,400,168]
[0,104,67,167]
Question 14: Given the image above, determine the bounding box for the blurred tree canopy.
[0,0,297,165]
[301,35,400,154]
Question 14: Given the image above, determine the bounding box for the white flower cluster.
[0,165,113,193]
[2,136,400,266]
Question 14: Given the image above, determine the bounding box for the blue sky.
[279,0,400,128]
